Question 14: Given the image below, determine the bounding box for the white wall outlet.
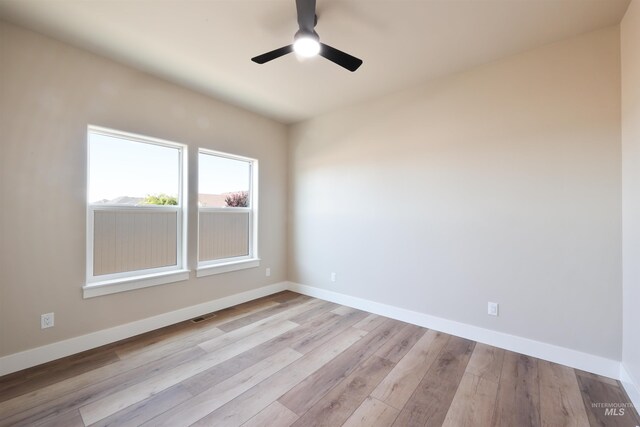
[488,302,499,317]
[266,267,271,277]
[41,312,55,329]
[330,272,337,282]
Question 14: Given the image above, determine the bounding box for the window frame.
[196,148,259,277]
[84,125,189,298]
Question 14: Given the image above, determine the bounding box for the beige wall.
[289,27,622,359]
[622,0,640,388]
[0,21,288,357]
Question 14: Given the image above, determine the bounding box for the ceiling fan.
[251,0,363,72]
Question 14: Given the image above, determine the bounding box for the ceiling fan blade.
[251,45,294,64]
[319,43,363,72]
[296,0,317,32]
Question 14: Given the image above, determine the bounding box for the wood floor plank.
[371,329,449,410]
[279,318,406,416]
[121,324,225,361]
[577,371,640,426]
[290,309,369,354]
[33,408,85,427]
[465,343,505,384]
[352,314,388,332]
[217,296,319,332]
[108,294,280,360]
[341,396,400,427]
[441,373,499,427]
[575,369,620,387]
[78,320,298,425]
[331,305,361,316]
[240,401,299,427]
[392,335,475,427]
[374,323,425,363]
[0,346,206,427]
[441,342,503,427]
[222,294,298,316]
[88,384,193,427]
[538,360,589,427]
[114,301,277,359]
[266,291,310,304]
[288,300,340,324]
[143,348,302,427]
[198,313,296,352]
[0,349,121,403]
[292,355,395,427]
[0,335,128,388]
[0,325,221,419]
[190,327,368,427]
[491,351,541,427]
[181,311,344,396]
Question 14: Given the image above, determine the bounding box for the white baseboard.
[287,282,621,380]
[0,282,288,377]
[0,279,630,389]
[620,364,640,411]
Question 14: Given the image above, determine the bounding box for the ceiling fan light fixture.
[251,0,362,71]
[293,34,320,57]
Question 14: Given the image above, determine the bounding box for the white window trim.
[196,259,261,278]
[85,125,188,297]
[83,269,190,298]
[196,149,259,276]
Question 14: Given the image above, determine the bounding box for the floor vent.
[191,313,217,323]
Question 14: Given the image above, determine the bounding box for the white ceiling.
[0,0,631,123]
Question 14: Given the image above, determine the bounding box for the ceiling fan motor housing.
[294,29,319,43]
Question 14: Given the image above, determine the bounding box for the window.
[85,126,188,297]
[197,149,258,276]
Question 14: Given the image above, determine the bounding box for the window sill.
[83,269,190,298]
[196,258,260,278]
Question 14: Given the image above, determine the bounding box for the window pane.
[198,211,250,261]
[89,132,180,205]
[199,153,250,208]
[87,127,185,283]
[93,210,178,275]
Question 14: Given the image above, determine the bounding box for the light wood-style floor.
[1,291,638,427]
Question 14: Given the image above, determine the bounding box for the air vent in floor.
[190,313,217,323]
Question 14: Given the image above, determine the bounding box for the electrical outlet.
[41,312,55,329]
[488,302,499,317]
[266,267,271,277]
[331,272,337,282]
